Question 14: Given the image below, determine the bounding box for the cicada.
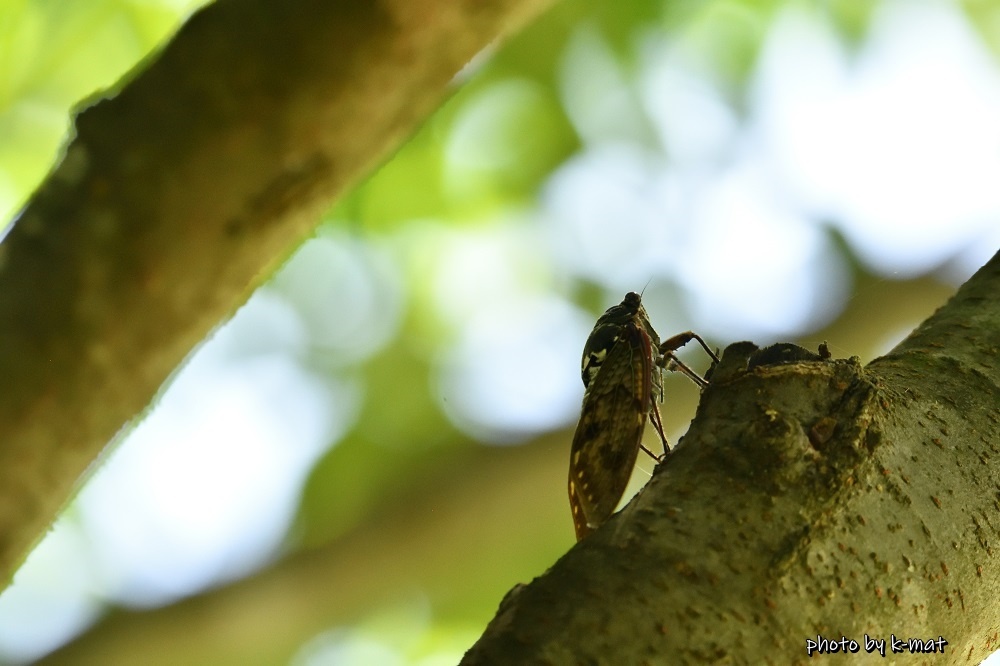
[568,292,717,541]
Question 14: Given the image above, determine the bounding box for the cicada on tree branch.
[567,292,719,541]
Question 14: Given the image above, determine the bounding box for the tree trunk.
[0,0,553,585]
[461,251,1000,665]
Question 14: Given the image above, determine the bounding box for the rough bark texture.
[0,0,553,584]
[462,250,1000,665]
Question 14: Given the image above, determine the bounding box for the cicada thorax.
[568,291,665,541]
[580,292,662,390]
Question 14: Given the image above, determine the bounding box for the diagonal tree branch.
[0,0,555,585]
[462,250,1000,665]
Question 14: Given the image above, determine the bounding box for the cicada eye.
[581,324,621,388]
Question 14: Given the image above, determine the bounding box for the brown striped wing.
[568,320,654,540]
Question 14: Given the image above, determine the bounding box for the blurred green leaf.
[295,340,463,546]
[0,0,209,222]
[962,0,1000,61]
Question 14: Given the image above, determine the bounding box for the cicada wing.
[568,322,653,540]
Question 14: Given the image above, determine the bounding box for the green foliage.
[962,0,1000,58]
[295,341,464,547]
[333,11,583,229]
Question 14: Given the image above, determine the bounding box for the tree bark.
[461,251,1000,665]
[0,0,553,585]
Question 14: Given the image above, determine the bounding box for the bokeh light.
[1,0,998,662]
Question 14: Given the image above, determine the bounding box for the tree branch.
[0,0,554,584]
[462,250,1000,665]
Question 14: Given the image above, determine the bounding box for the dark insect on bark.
[568,292,717,541]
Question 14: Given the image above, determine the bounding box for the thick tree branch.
[0,0,553,584]
[462,250,1000,665]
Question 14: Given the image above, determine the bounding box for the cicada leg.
[657,331,719,387]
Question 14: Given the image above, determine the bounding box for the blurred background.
[1,0,999,663]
